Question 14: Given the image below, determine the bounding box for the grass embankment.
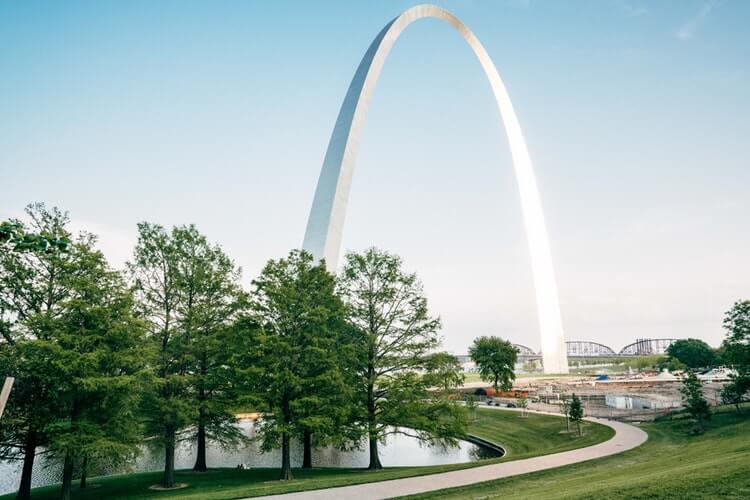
[0,409,611,500]
[402,408,750,500]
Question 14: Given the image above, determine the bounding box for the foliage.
[44,237,147,500]
[518,397,529,417]
[0,204,77,500]
[128,223,197,488]
[425,352,465,395]
[249,250,350,480]
[666,338,716,370]
[0,220,68,253]
[464,395,478,422]
[338,248,467,470]
[568,394,583,436]
[679,371,711,434]
[719,300,750,413]
[721,300,750,373]
[171,226,248,472]
[559,395,571,432]
[721,378,749,412]
[469,336,518,392]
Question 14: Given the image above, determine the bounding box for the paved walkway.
[249,409,648,500]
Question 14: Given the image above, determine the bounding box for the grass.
[401,407,750,500]
[0,409,612,500]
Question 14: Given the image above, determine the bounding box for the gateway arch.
[302,4,569,374]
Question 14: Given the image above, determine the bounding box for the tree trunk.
[61,397,81,500]
[368,436,382,470]
[16,429,37,500]
[163,427,176,488]
[60,452,74,500]
[193,419,207,472]
[280,432,292,480]
[302,430,312,469]
[577,420,582,436]
[366,378,382,470]
[193,355,208,472]
[80,455,88,489]
[280,396,293,480]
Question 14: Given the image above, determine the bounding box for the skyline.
[2,0,748,353]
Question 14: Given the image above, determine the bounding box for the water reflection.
[0,420,501,495]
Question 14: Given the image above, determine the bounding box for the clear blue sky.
[2,0,748,353]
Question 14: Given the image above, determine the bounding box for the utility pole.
[0,377,14,419]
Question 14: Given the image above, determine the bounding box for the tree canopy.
[469,336,518,392]
[720,300,750,410]
[249,249,350,479]
[666,338,716,370]
[338,248,467,470]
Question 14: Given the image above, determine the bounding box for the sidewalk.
[248,410,648,500]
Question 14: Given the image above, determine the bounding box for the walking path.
[249,409,648,500]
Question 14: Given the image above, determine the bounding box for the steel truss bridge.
[511,338,678,360]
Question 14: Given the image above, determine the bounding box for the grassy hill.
[402,408,750,500]
[0,409,611,500]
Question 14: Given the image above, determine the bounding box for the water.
[0,420,500,494]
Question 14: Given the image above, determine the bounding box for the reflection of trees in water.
[469,444,503,461]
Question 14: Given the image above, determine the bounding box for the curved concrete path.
[249,409,648,500]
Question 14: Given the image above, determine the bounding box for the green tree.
[465,395,478,422]
[128,223,196,488]
[425,352,465,395]
[569,394,583,436]
[721,300,750,408]
[250,250,349,480]
[171,226,247,472]
[338,248,467,470]
[0,204,75,500]
[680,371,711,434]
[518,397,529,418]
[469,336,518,392]
[46,236,147,500]
[560,396,571,432]
[666,339,716,370]
[721,379,748,412]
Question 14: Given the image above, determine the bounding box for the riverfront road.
[248,409,648,500]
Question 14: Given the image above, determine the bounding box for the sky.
[1,0,748,354]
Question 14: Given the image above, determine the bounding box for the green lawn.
[401,408,750,500]
[0,409,611,500]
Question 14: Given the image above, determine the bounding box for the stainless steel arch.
[302,4,568,374]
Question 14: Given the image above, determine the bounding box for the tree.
[465,395,478,422]
[469,336,518,393]
[128,223,196,488]
[0,204,75,500]
[721,378,749,412]
[680,371,711,434]
[46,236,147,500]
[666,339,716,370]
[569,394,583,436]
[171,226,247,472]
[560,395,571,432]
[250,250,349,480]
[425,352,465,395]
[338,248,467,470]
[721,301,750,407]
[518,397,529,418]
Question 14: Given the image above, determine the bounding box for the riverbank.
[0,408,612,500]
